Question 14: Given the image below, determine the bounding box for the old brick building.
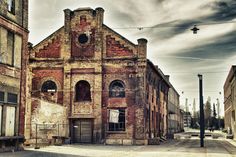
[224,65,236,137]
[167,78,183,137]
[25,7,169,145]
[0,0,28,151]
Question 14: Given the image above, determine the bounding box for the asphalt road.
[1,139,236,157]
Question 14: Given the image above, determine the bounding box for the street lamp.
[198,74,204,147]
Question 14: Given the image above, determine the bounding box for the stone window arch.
[41,80,57,92]
[75,80,91,102]
[109,80,125,98]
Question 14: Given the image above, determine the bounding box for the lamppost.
[198,74,204,147]
[216,97,220,129]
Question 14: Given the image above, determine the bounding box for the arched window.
[109,80,125,98]
[75,80,91,102]
[41,80,57,92]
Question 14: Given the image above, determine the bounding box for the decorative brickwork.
[35,37,61,58]
[106,35,134,57]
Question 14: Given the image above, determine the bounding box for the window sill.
[106,131,126,134]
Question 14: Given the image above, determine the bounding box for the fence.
[25,123,70,148]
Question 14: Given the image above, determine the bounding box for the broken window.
[7,93,17,104]
[75,80,91,102]
[7,0,15,14]
[108,109,125,131]
[109,80,125,97]
[41,80,57,92]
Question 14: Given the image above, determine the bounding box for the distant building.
[0,0,28,151]
[224,65,236,136]
[24,7,170,145]
[166,76,183,137]
[183,112,192,128]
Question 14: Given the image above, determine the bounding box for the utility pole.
[198,74,204,147]
[193,98,196,118]
[217,98,220,129]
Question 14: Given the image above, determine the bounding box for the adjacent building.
[167,79,183,137]
[0,0,28,151]
[24,7,170,145]
[224,65,236,137]
[183,111,192,128]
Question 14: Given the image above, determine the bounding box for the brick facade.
[224,66,236,138]
[25,7,170,145]
[0,0,29,151]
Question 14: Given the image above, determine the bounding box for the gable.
[35,37,61,58]
[103,25,137,58]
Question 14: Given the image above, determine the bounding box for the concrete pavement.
[1,138,236,157]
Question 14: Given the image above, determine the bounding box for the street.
[2,138,236,157]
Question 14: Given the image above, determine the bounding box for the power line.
[111,20,236,30]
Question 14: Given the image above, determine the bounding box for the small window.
[7,93,17,104]
[78,34,88,44]
[109,80,125,98]
[0,92,4,102]
[41,80,57,92]
[7,0,15,14]
[75,80,91,102]
[108,109,125,131]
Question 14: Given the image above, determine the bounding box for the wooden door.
[5,106,15,136]
[73,119,92,143]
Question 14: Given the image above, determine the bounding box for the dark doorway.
[73,119,92,143]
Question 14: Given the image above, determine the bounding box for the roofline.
[103,24,137,47]
[32,26,64,49]
[224,65,236,88]
[147,59,171,87]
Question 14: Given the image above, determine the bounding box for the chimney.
[137,38,148,58]
[64,9,72,33]
[165,75,170,81]
[95,7,104,28]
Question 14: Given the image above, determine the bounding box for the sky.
[29,0,236,116]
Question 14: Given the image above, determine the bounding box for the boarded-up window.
[7,31,14,66]
[109,80,125,97]
[7,93,17,104]
[0,91,4,102]
[75,80,91,102]
[14,35,22,68]
[5,106,15,136]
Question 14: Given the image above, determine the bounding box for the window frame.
[75,80,92,102]
[7,0,15,14]
[0,91,4,103]
[7,92,17,105]
[109,80,125,98]
[7,30,15,66]
[108,109,126,132]
[41,80,57,93]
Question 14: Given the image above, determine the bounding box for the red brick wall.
[35,37,61,58]
[31,68,64,104]
[106,35,134,57]
[71,30,95,58]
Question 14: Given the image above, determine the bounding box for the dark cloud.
[143,0,236,41]
[201,0,236,21]
[177,30,236,59]
[143,19,203,42]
